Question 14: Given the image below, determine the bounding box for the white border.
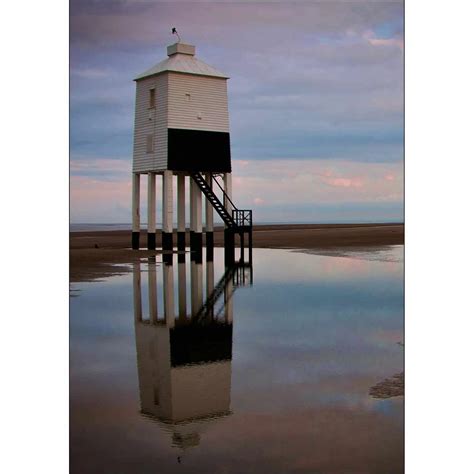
[406,0,474,472]
[2,0,474,472]
[1,1,69,473]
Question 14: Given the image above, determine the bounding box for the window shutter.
[149,88,155,108]
[146,135,154,154]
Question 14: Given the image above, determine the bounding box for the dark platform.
[167,128,231,172]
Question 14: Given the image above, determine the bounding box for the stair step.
[191,173,251,230]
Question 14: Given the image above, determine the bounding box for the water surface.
[70,247,403,473]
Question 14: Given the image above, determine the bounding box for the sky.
[70,0,404,224]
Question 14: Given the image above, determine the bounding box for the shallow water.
[70,247,404,474]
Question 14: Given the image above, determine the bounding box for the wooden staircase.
[190,172,252,231]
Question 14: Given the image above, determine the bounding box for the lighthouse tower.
[131,40,252,260]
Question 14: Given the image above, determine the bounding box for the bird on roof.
[172,27,181,42]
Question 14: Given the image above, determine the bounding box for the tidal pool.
[70,247,404,474]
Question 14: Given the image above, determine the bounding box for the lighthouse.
[131,39,252,261]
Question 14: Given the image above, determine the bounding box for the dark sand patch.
[370,373,404,399]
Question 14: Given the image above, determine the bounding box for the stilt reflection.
[133,249,252,454]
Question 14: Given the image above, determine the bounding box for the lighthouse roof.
[134,43,228,81]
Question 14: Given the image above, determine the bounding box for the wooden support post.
[224,228,235,266]
[190,176,202,259]
[162,170,173,252]
[205,172,214,249]
[132,173,140,249]
[223,173,235,266]
[189,176,196,246]
[195,176,202,233]
[147,173,156,250]
[248,229,253,263]
[224,172,233,214]
[177,173,186,251]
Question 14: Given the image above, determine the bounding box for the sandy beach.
[70,223,403,283]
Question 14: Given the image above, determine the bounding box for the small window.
[146,134,154,154]
[149,88,155,108]
[185,93,191,102]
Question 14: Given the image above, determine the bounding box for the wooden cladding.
[149,88,155,108]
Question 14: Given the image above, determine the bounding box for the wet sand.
[70,223,403,283]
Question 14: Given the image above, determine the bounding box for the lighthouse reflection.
[132,249,252,451]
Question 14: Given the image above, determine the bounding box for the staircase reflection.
[132,249,252,452]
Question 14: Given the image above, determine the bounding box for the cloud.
[69,1,403,222]
[363,29,404,50]
[71,68,111,79]
[70,157,402,223]
[70,157,131,181]
[70,1,403,46]
[231,159,402,207]
[323,177,364,188]
[70,2,403,161]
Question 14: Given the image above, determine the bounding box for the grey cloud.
[71,1,403,46]
[70,0,403,163]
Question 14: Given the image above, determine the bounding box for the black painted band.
[206,232,214,248]
[191,250,203,264]
[167,128,231,172]
[162,231,173,251]
[224,228,235,266]
[177,232,186,251]
[190,232,203,263]
[132,232,140,250]
[147,233,156,250]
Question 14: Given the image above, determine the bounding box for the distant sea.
[70,221,402,232]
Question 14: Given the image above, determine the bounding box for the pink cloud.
[70,158,403,222]
[368,37,404,49]
[70,175,134,222]
[323,177,363,188]
[363,30,404,50]
[235,160,250,167]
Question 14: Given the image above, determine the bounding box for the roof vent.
[167,43,195,57]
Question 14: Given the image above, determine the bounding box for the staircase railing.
[211,175,239,214]
[190,173,252,231]
[232,209,252,228]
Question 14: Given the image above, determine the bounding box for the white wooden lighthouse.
[131,38,252,261]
